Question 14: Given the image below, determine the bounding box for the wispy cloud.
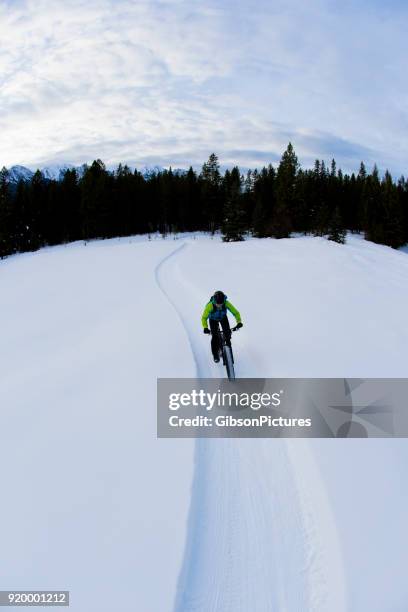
[0,0,407,175]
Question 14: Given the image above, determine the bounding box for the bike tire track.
[155,242,203,376]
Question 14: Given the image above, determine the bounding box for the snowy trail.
[155,241,216,379]
[155,239,347,612]
[6,234,408,610]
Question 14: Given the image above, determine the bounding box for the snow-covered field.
[1,233,408,611]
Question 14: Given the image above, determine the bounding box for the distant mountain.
[5,165,72,184]
[7,165,35,183]
[5,163,181,184]
[40,165,73,181]
[137,166,188,177]
[138,165,165,178]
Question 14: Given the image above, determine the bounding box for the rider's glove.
[236,322,243,329]
[203,328,210,334]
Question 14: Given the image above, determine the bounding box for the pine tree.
[201,153,221,185]
[397,175,408,244]
[356,161,368,230]
[222,167,246,241]
[200,153,222,233]
[382,171,404,248]
[178,167,201,231]
[270,143,298,238]
[80,160,112,239]
[312,160,330,236]
[60,168,81,242]
[25,170,46,251]
[363,165,383,243]
[252,166,275,237]
[294,169,312,234]
[327,207,346,244]
[13,180,30,252]
[0,167,14,257]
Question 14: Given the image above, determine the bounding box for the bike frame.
[213,323,238,380]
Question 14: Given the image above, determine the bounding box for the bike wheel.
[223,345,235,381]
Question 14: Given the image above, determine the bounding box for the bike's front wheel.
[223,345,235,381]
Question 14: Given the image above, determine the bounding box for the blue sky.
[0,0,407,175]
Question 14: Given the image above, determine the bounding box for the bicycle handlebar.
[206,325,241,334]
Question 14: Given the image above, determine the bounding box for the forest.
[1,143,407,259]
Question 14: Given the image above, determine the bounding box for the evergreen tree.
[0,167,14,257]
[312,160,330,236]
[80,160,112,239]
[327,207,346,244]
[13,180,30,252]
[356,161,368,230]
[382,171,404,248]
[241,170,256,229]
[59,168,81,242]
[294,169,313,234]
[270,143,298,238]
[397,175,408,244]
[363,165,383,243]
[200,153,222,233]
[201,153,221,184]
[252,166,275,237]
[177,167,201,231]
[25,170,46,251]
[222,167,246,242]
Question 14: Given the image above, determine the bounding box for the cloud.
[0,0,407,175]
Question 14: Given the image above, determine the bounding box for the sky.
[0,0,407,175]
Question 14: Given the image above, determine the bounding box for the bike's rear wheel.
[223,345,235,381]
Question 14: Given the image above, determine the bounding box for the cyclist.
[202,291,243,362]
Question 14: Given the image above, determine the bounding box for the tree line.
[1,143,408,259]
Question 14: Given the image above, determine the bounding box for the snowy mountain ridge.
[4,163,171,183]
[6,165,35,183]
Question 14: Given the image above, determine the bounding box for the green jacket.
[201,300,242,329]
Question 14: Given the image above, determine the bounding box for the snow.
[40,165,72,181]
[6,164,71,183]
[0,236,194,612]
[139,165,165,178]
[1,233,408,611]
[5,163,170,183]
[7,165,34,183]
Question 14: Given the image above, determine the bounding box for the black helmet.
[213,290,226,305]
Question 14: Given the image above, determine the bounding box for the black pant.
[209,316,231,358]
